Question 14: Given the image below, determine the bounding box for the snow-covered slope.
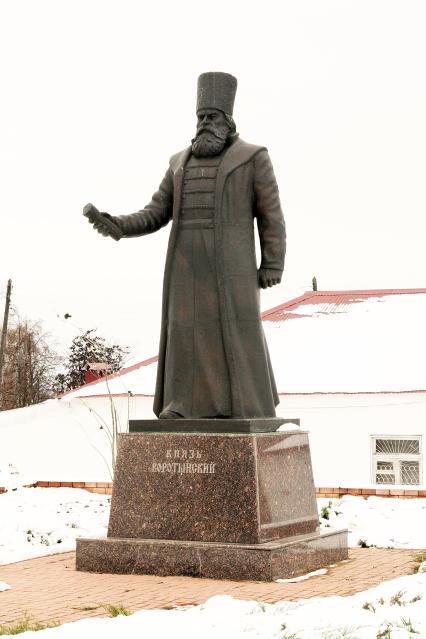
[0,487,109,565]
[0,399,124,483]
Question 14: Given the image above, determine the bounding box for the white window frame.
[371,435,422,486]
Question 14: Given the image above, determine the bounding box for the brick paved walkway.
[0,549,420,626]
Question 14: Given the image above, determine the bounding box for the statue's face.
[196,108,227,134]
[192,108,230,158]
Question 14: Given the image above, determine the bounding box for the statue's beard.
[192,124,230,158]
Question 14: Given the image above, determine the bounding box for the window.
[371,436,422,485]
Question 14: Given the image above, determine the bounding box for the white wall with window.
[372,436,422,485]
[2,389,424,487]
[70,392,424,488]
[277,392,426,488]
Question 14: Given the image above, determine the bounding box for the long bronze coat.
[115,137,286,418]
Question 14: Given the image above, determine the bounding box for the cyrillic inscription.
[150,449,216,474]
[151,461,216,474]
[165,449,202,459]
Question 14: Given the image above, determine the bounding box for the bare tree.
[0,316,60,411]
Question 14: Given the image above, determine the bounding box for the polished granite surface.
[76,425,348,580]
[77,529,348,581]
[108,431,318,543]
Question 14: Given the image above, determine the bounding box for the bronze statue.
[84,72,286,420]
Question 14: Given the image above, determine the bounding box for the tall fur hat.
[196,72,237,116]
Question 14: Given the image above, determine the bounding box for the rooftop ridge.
[61,287,426,397]
[261,288,426,320]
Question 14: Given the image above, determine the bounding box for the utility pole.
[0,279,12,408]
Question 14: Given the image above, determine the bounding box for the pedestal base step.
[76,528,348,582]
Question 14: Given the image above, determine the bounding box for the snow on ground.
[3,573,426,638]
[0,488,109,565]
[1,489,426,635]
[1,490,425,567]
[318,495,426,549]
[0,462,37,491]
[0,581,10,591]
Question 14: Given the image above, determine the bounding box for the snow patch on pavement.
[0,581,10,592]
[275,568,328,583]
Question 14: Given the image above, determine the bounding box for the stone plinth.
[108,430,318,544]
[76,422,348,581]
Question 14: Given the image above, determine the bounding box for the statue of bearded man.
[84,72,286,420]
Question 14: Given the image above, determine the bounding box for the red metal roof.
[60,288,426,397]
[59,355,158,398]
[261,288,426,322]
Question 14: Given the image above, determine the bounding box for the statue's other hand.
[83,203,123,240]
[258,268,282,289]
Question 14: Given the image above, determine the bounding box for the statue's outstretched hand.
[83,203,123,241]
[258,268,282,289]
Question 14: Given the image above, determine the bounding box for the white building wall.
[124,392,426,488]
[0,395,156,484]
[1,393,424,487]
[277,392,426,488]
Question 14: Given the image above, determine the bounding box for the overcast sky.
[1,0,425,361]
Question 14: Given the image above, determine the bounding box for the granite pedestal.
[76,420,348,581]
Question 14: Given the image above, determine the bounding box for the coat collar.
[170,136,264,176]
[170,146,192,174]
